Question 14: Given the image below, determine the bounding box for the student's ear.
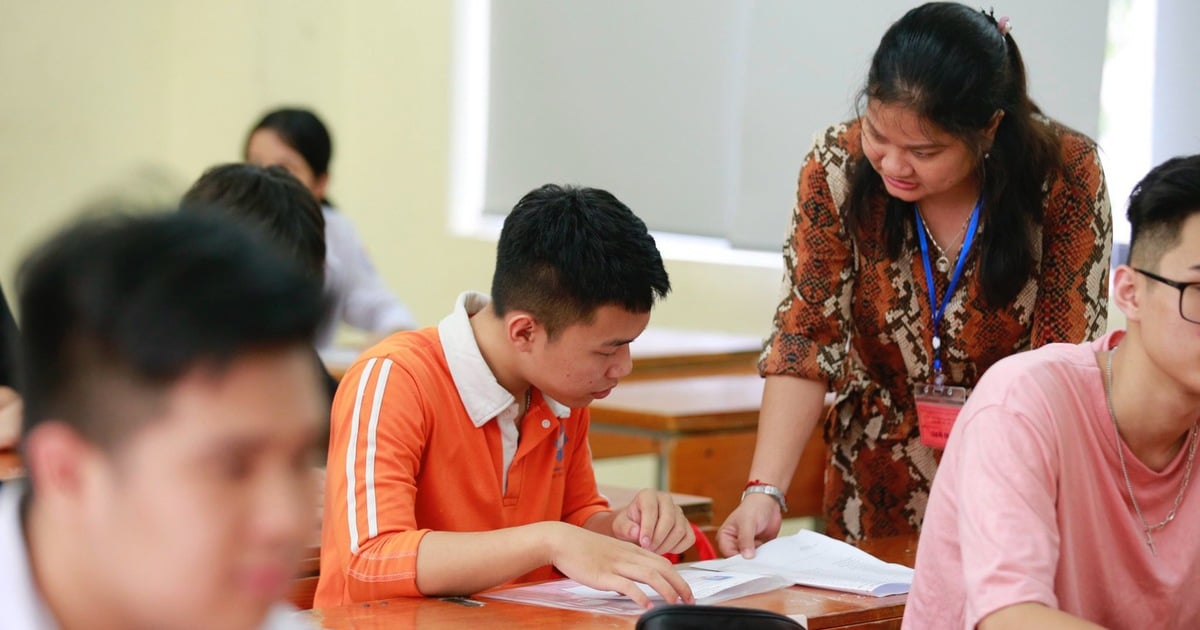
[311,173,330,203]
[506,311,540,352]
[1111,264,1141,322]
[23,422,94,499]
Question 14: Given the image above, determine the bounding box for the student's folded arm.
[325,358,432,601]
[412,524,561,596]
[1031,136,1111,346]
[954,403,1063,628]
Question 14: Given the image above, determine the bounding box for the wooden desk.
[310,535,915,629]
[588,374,829,525]
[322,328,763,382]
[626,328,761,380]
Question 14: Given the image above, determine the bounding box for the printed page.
[483,569,790,615]
[691,530,914,597]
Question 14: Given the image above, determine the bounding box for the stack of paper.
[483,569,790,615]
[692,530,913,597]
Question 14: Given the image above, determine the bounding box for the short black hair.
[18,212,325,451]
[1127,155,1200,268]
[182,163,326,280]
[491,184,670,337]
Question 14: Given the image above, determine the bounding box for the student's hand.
[610,489,695,554]
[547,522,695,609]
[716,493,783,559]
[0,386,22,450]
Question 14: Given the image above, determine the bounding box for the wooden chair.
[288,575,319,610]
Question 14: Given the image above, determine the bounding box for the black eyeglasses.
[1133,268,1200,324]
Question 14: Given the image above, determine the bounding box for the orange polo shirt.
[314,292,610,607]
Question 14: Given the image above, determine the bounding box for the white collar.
[437,291,572,427]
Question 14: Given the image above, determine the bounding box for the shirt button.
[541,419,551,429]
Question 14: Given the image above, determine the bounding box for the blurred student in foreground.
[905,155,1200,628]
[0,212,326,629]
[316,184,695,608]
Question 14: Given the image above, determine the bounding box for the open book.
[482,569,790,615]
[691,530,914,597]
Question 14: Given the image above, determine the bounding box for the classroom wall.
[0,1,1119,340]
[0,2,175,285]
[0,1,780,338]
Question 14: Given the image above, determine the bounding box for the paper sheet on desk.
[692,530,914,597]
[483,569,789,615]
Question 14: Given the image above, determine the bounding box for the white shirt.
[0,481,314,630]
[317,207,417,351]
[437,291,571,492]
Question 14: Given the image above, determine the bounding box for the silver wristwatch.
[741,483,788,513]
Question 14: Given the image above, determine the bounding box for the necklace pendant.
[935,256,951,274]
[1146,531,1157,557]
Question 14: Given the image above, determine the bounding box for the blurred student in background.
[181,163,337,397]
[181,162,340,460]
[245,107,416,352]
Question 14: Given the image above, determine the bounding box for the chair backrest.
[288,575,319,610]
[637,604,805,630]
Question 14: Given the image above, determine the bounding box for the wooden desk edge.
[309,535,917,628]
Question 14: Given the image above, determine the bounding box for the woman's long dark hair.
[845,2,1062,306]
[245,107,334,206]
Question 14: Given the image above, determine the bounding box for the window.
[1099,0,1156,264]
[451,0,1111,262]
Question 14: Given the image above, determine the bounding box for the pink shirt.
[904,331,1200,629]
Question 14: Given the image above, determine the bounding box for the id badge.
[914,383,968,449]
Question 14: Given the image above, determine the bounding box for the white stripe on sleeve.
[364,359,393,538]
[345,357,378,554]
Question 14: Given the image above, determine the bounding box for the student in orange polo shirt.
[316,184,696,609]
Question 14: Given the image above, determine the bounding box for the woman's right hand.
[716,492,784,559]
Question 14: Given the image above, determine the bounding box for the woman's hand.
[716,492,783,558]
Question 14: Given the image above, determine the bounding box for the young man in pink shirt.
[905,155,1200,629]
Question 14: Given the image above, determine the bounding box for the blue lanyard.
[914,197,982,377]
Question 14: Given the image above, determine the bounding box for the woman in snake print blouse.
[719,2,1112,548]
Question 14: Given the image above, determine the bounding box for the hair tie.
[997,16,1012,36]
